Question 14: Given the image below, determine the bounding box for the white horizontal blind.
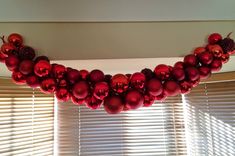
[0,78,54,156]
[183,81,235,156]
[57,95,187,156]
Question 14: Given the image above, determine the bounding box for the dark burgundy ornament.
[218,32,235,53]
[19,46,35,60]
[208,33,222,44]
[193,47,206,56]
[19,60,34,75]
[210,59,222,72]
[40,78,56,94]
[154,64,171,80]
[143,93,155,107]
[5,55,20,71]
[174,61,184,69]
[198,51,213,65]
[141,68,154,80]
[8,33,23,47]
[56,88,71,102]
[71,95,85,105]
[80,69,89,80]
[125,90,144,110]
[34,60,51,77]
[104,74,112,83]
[90,69,105,83]
[172,67,185,81]
[72,81,89,99]
[198,66,211,79]
[130,72,146,89]
[52,64,67,79]
[179,81,192,94]
[85,96,103,110]
[110,74,129,93]
[35,55,50,63]
[147,78,163,96]
[93,82,109,100]
[26,75,40,88]
[164,80,180,96]
[184,54,198,67]
[1,43,16,56]
[104,96,124,114]
[12,71,26,85]
[67,68,80,84]
[185,67,200,81]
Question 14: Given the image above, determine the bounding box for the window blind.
[183,81,235,156]
[56,95,187,156]
[0,78,54,156]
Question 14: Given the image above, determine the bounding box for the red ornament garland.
[0,32,234,114]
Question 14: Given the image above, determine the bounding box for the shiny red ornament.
[90,69,105,83]
[93,82,109,100]
[179,81,192,94]
[26,75,40,88]
[164,80,180,96]
[67,68,80,84]
[172,67,185,81]
[52,64,67,79]
[185,67,200,81]
[80,69,89,80]
[125,90,144,110]
[19,60,34,75]
[198,51,213,65]
[155,92,167,101]
[35,55,50,63]
[12,71,26,85]
[207,44,223,58]
[1,43,16,56]
[56,88,71,102]
[143,93,155,107]
[174,61,184,69]
[154,64,171,80]
[184,54,198,67]
[0,52,6,63]
[198,66,211,79]
[34,60,51,77]
[5,55,20,71]
[85,96,103,110]
[111,74,129,93]
[147,78,163,96]
[193,47,206,56]
[104,96,124,114]
[130,72,146,89]
[71,95,85,105]
[208,33,222,44]
[19,46,36,60]
[220,53,230,64]
[141,68,154,80]
[210,59,222,72]
[8,33,23,47]
[40,78,56,94]
[72,81,89,99]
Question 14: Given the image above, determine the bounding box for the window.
[0,78,54,156]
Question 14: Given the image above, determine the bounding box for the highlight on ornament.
[0,33,234,114]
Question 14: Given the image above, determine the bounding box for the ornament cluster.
[0,33,234,114]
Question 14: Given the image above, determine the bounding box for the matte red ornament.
[34,60,51,77]
[85,96,103,110]
[184,54,198,67]
[104,96,124,114]
[220,53,230,64]
[40,78,56,94]
[71,95,85,105]
[56,88,71,102]
[110,74,129,93]
[0,52,6,63]
[67,68,80,84]
[172,67,185,81]
[1,43,16,56]
[143,93,155,107]
[125,90,144,110]
[198,51,214,65]
[208,33,222,44]
[198,66,211,79]
[72,81,89,99]
[19,46,36,60]
[35,55,50,63]
[185,67,200,81]
[179,81,192,94]
[141,68,154,80]
[164,80,180,96]
[93,82,109,100]
[90,69,105,83]
[8,33,23,47]
[5,55,20,71]
[130,72,146,89]
[155,92,167,101]
[154,64,171,80]
[147,78,163,96]
[193,47,206,56]
[174,61,184,69]
[52,64,67,79]
[80,69,89,80]
[207,44,223,58]
[26,75,40,88]
[12,71,26,85]
[19,60,34,75]
[210,59,222,72]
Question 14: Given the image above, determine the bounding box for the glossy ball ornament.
[90,69,105,83]
[198,51,213,65]
[0,52,6,63]
[125,90,144,110]
[174,61,184,69]
[72,81,89,99]
[104,96,124,114]
[19,60,34,75]
[8,33,23,47]
[67,68,80,84]
[221,53,230,64]
[56,88,71,102]
[104,74,112,83]
[207,44,223,58]
[93,82,109,100]
[154,64,171,80]
[1,43,16,56]
[172,67,185,81]
[198,66,211,79]
[147,78,163,96]
[143,93,155,107]
[34,60,51,77]
[85,96,103,110]
[210,59,222,72]
[130,72,146,89]
[141,68,154,80]
[5,55,20,71]
[185,67,200,81]
[35,55,50,63]
[179,81,192,94]
[208,33,222,44]
[155,92,167,101]
[52,64,67,79]
[193,47,206,56]
[26,75,40,88]
[19,46,35,60]
[164,80,180,96]
[12,71,26,85]
[184,54,198,67]
[40,78,56,94]
[111,74,129,93]
[80,69,89,80]
[71,95,85,105]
